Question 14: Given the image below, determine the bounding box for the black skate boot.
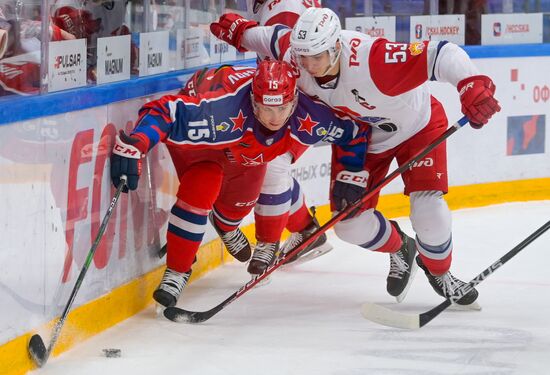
[247,241,279,275]
[386,221,418,303]
[153,267,192,307]
[416,255,480,308]
[209,212,251,262]
[279,207,333,265]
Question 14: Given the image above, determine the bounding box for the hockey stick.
[28,176,127,367]
[361,219,550,329]
[163,117,470,323]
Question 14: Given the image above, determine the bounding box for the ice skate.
[416,256,481,310]
[279,207,333,266]
[248,241,279,276]
[386,221,418,303]
[209,212,251,262]
[153,267,192,308]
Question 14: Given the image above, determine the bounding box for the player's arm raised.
[211,13,291,60]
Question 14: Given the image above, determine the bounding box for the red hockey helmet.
[252,60,297,107]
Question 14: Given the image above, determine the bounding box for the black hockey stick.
[361,219,550,329]
[28,176,127,367]
[163,116,470,323]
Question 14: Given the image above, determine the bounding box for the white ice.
[31,201,550,375]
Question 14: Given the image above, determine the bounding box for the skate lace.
[221,229,248,255]
[252,243,277,264]
[436,273,462,298]
[159,269,189,297]
[280,232,303,254]
[388,250,409,278]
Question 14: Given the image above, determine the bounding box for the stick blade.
[163,307,212,324]
[360,303,420,329]
[28,334,48,367]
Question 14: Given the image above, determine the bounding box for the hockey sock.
[166,204,207,273]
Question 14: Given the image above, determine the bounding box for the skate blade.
[251,275,271,288]
[394,261,419,304]
[450,301,482,311]
[283,243,334,267]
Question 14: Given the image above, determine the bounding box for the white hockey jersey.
[248,0,321,27]
[241,27,479,153]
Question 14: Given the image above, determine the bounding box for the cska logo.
[241,154,264,166]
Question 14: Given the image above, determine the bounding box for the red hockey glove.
[332,170,369,212]
[111,131,146,192]
[210,13,258,52]
[457,75,501,129]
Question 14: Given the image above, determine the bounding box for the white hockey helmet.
[290,7,341,64]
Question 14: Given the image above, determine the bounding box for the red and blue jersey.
[131,65,368,168]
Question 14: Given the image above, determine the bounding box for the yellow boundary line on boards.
[1,178,549,375]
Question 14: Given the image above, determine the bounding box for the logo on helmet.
[262,95,283,105]
[318,14,329,27]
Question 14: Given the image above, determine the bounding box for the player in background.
[111,60,366,307]
[246,0,321,28]
[50,0,139,81]
[210,7,501,306]
[0,1,75,96]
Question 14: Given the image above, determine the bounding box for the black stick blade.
[28,334,47,367]
[163,307,216,324]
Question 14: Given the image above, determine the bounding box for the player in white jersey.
[210,7,501,306]
[247,0,321,26]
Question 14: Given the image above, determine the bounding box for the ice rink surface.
[31,201,550,375]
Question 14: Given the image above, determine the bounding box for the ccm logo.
[339,173,367,184]
[235,200,257,207]
[349,38,361,67]
[114,144,139,157]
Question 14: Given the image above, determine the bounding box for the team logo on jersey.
[349,38,361,67]
[408,42,425,56]
[216,122,230,132]
[297,113,320,135]
[351,89,376,110]
[230,110,247,132]
[241,154,264,166]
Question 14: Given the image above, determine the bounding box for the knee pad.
[410,190,451,246]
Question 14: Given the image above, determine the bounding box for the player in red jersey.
[111,60,366,307]
[210,7,500,307]
[179,0,330,273]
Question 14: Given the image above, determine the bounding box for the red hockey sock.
[374,222,402,254]
[286,202,312,233]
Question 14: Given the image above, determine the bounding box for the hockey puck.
[102,348,121,358]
